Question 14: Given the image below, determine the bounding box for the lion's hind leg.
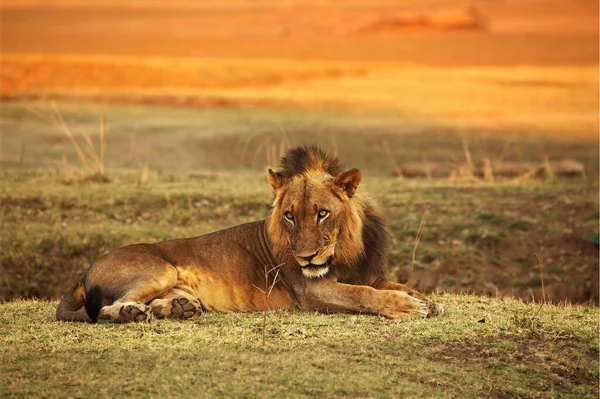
[92,278,173,323]
[149,289,203,320]
[85,254,180,323]
[95,274,179,323]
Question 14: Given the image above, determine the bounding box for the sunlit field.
[1,0,598,397]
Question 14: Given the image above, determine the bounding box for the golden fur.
[57,146,443,323]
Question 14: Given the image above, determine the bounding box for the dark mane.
[277,145,344,178]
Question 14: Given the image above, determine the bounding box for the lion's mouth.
[300,257,332,278]
[298,256,332,268]
[308,256,332,268]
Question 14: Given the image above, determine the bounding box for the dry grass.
[252,263,282,346]
[535,253,547,303]
[381,140,403,179]
[49,103,108,183]
[0,96,597,397]
[138,164,150,185]
[410,204,431,283]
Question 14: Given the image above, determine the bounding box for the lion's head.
[266,146,369,279]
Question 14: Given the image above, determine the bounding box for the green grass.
[0,296,597,398]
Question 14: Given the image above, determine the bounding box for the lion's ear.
[267,169,284,190]
[334,168,361,198]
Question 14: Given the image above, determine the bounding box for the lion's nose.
[298,252,318,262]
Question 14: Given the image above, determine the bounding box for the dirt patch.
[391,185,599,304]
[428,336,599,391]
[0,234,118,301]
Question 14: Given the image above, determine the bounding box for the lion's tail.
[56,281,92,323]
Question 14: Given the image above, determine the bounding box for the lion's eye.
[284,211,294,222]
[317,210,330,222]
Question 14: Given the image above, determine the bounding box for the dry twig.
[534,253,546,303]
[252,263,283,346]
[410,204,431,282]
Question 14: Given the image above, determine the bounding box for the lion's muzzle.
[298,256,332,278]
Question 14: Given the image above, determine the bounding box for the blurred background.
[1,0,598,303]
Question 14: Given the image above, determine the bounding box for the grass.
[0,296,597,398]
[49,102,109,183]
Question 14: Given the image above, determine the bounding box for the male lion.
[57,146,443,323]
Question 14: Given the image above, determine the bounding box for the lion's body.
[57,146,443,323]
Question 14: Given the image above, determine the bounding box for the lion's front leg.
[301,279,429,319]
[373,279,444,317]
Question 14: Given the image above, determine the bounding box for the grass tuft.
[51,102,109,184]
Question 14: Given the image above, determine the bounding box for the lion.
[56,146,443,323]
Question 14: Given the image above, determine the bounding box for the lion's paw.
[170,297,202,319]
[382,291,429,319]
[150,296,202,319]
[119,303,153,323]
[408,296,430,318]
[99,301,153,323]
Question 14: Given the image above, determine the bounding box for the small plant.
[409,204,431,282]
[252,263,283,346]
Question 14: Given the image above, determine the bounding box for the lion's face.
[267,168,364,278]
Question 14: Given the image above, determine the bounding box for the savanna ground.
[1,0,599,397]
[1,297,598,398]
